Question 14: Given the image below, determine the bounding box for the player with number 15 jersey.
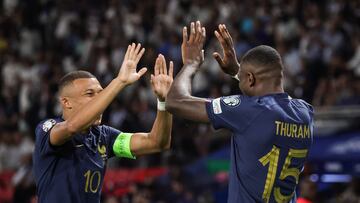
[206,93,313,202]
[166,21,313,203]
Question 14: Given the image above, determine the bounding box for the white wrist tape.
[157,99,166,111]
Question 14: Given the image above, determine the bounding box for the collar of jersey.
[259,92,289,99]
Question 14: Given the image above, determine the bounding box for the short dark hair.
[241,45,283,83]
[59,70,96,93]
[242,45,283,70]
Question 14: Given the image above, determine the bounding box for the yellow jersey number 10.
[84,170,101,193]
[259,145,308,203]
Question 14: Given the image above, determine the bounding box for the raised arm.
[50,43,147,146]
[166,21,210,123]
[127,55,173,156]
[213,24,241,77]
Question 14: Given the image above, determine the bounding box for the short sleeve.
[205,95,261,132]
[101,125,121,158]
[35,119,63,155]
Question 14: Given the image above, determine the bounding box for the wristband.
[232,74,240,81]
[157,99,166,111]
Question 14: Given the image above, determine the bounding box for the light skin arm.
[50,43,147,146]
[166,21,210,123]
[129,55,174,156]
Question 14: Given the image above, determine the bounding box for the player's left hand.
[213,24,240,76]
[181,21,206,66]
[150,54,174,102]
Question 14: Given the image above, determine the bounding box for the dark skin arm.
[167,22,241,122]
[212,24,241,76]
[166,21,210,122]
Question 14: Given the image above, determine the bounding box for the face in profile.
[60,78,104,126]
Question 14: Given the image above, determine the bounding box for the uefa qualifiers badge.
[221,95,241,107]
[42,119,57,132]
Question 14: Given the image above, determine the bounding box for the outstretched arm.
[50,43,147,146]
[126,55,173,156]
[166,21,210,123]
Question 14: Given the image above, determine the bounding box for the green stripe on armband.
[113,132,136,159]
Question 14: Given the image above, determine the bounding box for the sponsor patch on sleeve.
[212,98,222,114]
[42,119,57,132]
[221,95,241,107]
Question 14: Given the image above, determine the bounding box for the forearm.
[149,111,172,149]
[67,79,126,132]
[166,64,210,122]
[129,110,172,156]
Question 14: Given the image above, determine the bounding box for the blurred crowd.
[0,0,359,202]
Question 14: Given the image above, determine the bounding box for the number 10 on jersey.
[259,145,308,203]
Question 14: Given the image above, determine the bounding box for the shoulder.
[219,94,258,108]
[291,98,314,114]
[35,118,62,135]
[212,94,265,116]
[210,94,264,113]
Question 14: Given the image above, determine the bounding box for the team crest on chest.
[222,95,241,107]
[98,144,107,161]
[42,119,57,132]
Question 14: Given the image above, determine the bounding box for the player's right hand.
[213,24,240,76]
[117,43,147,85]
[150,54,173,102]
[181,21,206,66]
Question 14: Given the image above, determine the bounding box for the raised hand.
[213,24,240,76]
[150,54,174,102]
[117,43,147,85]
[181,21,206,66]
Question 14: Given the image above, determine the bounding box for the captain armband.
[113,132,136,159]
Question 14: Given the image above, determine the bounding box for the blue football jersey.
[206,93,314,203]
[33,117,120,203]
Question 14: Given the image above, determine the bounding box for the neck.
[62,111,71,121]
[253,82,284,96]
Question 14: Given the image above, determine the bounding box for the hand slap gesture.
[213,24,240,76]
[181,21,206,66]
[117,43,147,85]
[151,54,174,102]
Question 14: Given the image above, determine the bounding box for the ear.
[60,97,72,110]
[247,72,255,87]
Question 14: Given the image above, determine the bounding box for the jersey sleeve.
[35,119,63,155]
[101,125,121,158]
[205,95,262,132]
[101,125,136,159]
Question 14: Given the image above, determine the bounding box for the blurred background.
[0,0,359,202]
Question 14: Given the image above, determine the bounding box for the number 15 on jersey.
[259,145,308,203]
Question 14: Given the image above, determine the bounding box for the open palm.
[213,24,240,76]
[117,43,147,85]
[151,54,173,102]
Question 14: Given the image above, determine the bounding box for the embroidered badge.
[222,95,241,107]
[42,119,57,132]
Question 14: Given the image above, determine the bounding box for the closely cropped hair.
[241,45,283,71]
[59,70,96,92]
